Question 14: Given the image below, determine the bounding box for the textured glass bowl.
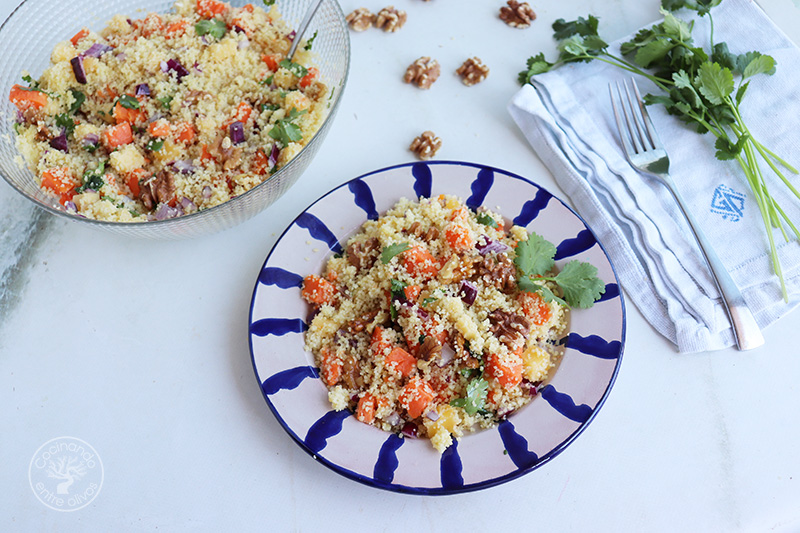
[0,0,350,239]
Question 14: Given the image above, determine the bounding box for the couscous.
[301,195,604,452]
[9,0,327,221]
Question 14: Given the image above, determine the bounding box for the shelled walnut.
[375,6,407,32]
[410,131,442,160]
[403,56,440,89]
[345,8,375,31]
[456,57,490,86]
[499,0,536,28]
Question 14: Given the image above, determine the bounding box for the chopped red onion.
[154,203,180,220]
[386,412,402,426]
[82,43,112,58]
[425,410,439,421]
[401,422,417,438]
[135,83,150,96]
[70,56,87,84]
[15,109,24,123]
[64,201,77,212]
[268,144,280,167]
[202,185,212,198]
[115,52,127,61]
[166,58,189,80]
[192,61,203,73]
[437,343,455,367]
[458,280,478,306]
[179,197,196,212]
[49,131,68,152]
[229,121,245,145]
[477,236,511,255]
[287,30,296,42]
[171,160,194,174]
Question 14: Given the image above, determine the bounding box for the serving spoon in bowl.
[286,0,324,61]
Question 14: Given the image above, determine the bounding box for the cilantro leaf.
[304,30,318,51]
[476,212,498,228]
[279,58,308,79]
[77,161,106,193]
[450,377,489,415]
[54,113,76,136]
[268,108,307,146]
[389,278,408,300]
[195,19,227,40]
[146,139,164,151]
[742,53,776,78]
[714,133,749,161]
[68,89,85,115]
[157,94,174,109]
[513,233,556,278]
[518,53,554,85]
[696,61,733,105]
[553,260,606,308]
[380,242,410,264]
[552,15,599,39]
[117,94,140,109]
[262,0,275,5]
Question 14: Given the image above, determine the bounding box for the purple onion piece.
[49,131,68,152]
[82,133,99,146]
[268,144,280,167]
[234,25,247,35]
[64,201,77,213]
[437,343,455,367]
[192,61,203,73]
[202,185,212,198]
[229,121,245,145]
[115,52,127,61]
[135,83,150,96]
[476,236,511,256]
[154,203,180,220]
[15,109,24,124]
[521,379,539,397]
[82,43,113,58]
[386,412,402,427]
[166,58,189,81]
[287,30,296,42]
[70,56,86,84]
[458,280,478,306]
[171,160,194,174]
[401,422,417,438]
[425,410,439,421]
[179,197,196,212]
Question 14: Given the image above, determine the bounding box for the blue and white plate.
[248,161,625,494]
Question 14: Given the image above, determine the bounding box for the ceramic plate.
[248,161,625,494]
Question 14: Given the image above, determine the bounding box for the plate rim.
[248,160,627,495]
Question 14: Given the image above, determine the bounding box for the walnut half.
[499,0,536,29]
[456,57,490,86]
[375,6,407,32]
[345,8,375,31]
[403,56,440,89]
[410,131,442,161]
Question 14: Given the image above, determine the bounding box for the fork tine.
[622,80,652,152]
[629,78,661,151]
[609,83,638,158]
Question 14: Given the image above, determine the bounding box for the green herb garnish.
[68,89,85,115]
[476,212,499,228]
[278,58,308,79]
[519,1,797,300]
[380,242,410,264]
[390,278,408,300]
[77,161,107,193]
[262,0,275,5]
[262,103,280,111]
[268,107,307,146]
[514,232,605,308]
[304,30,318,51]
[116,94,140,110]
[195,19,227,40]
[450,377,489,415]
[146,139,164,151]
[54,113,76,136]
[157,94,174,110]
[260,75,274,86]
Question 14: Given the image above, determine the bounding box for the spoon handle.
[286,0,324,61]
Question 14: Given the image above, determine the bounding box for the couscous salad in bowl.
[0,0,349,238]
[249,161,625,494]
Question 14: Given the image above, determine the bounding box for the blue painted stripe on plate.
[250,318,307,337]
[261,366,319,395]
[498,420,539,469]
[373,433,405,483]
[513,188,552,226]
[466,167,494,210]
[597,283,620,302]
[258,267,303,288]
[555,229,597,260]
[412,162,432,198]
[349,179,379,220]
[295,212,343,254]
[566,333,622,360]
[440,439,464,489]
[541,384,593,423]
[305,409,352,454]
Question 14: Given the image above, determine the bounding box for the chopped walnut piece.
[456,57,490,86]
[404,56,440,89]
[488,309,531,352]
[474,253,517,293]
[410,131,442,161]
[375,6,407,32]
[418,336,442,361]
[499,0,536,28]
[345,7,375,31]
[140,170,175,210]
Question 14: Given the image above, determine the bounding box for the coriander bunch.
[519,0,799,301]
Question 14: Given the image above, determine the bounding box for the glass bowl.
[0,0,350,239]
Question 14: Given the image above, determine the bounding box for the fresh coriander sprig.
[380,242,410,264]
[514,233,605,309]
[450,377,489,415]
[268,107,307,146]
[519,1,798,301]
[195,19,227,40]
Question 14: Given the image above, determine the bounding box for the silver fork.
[610,78,764,351]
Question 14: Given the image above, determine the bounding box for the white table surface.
[3,0,800,530]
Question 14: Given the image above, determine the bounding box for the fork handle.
[662,175,765,350]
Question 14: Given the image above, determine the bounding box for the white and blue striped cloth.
[509,0,800,352]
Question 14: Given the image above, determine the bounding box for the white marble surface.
[2,0,800,530]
